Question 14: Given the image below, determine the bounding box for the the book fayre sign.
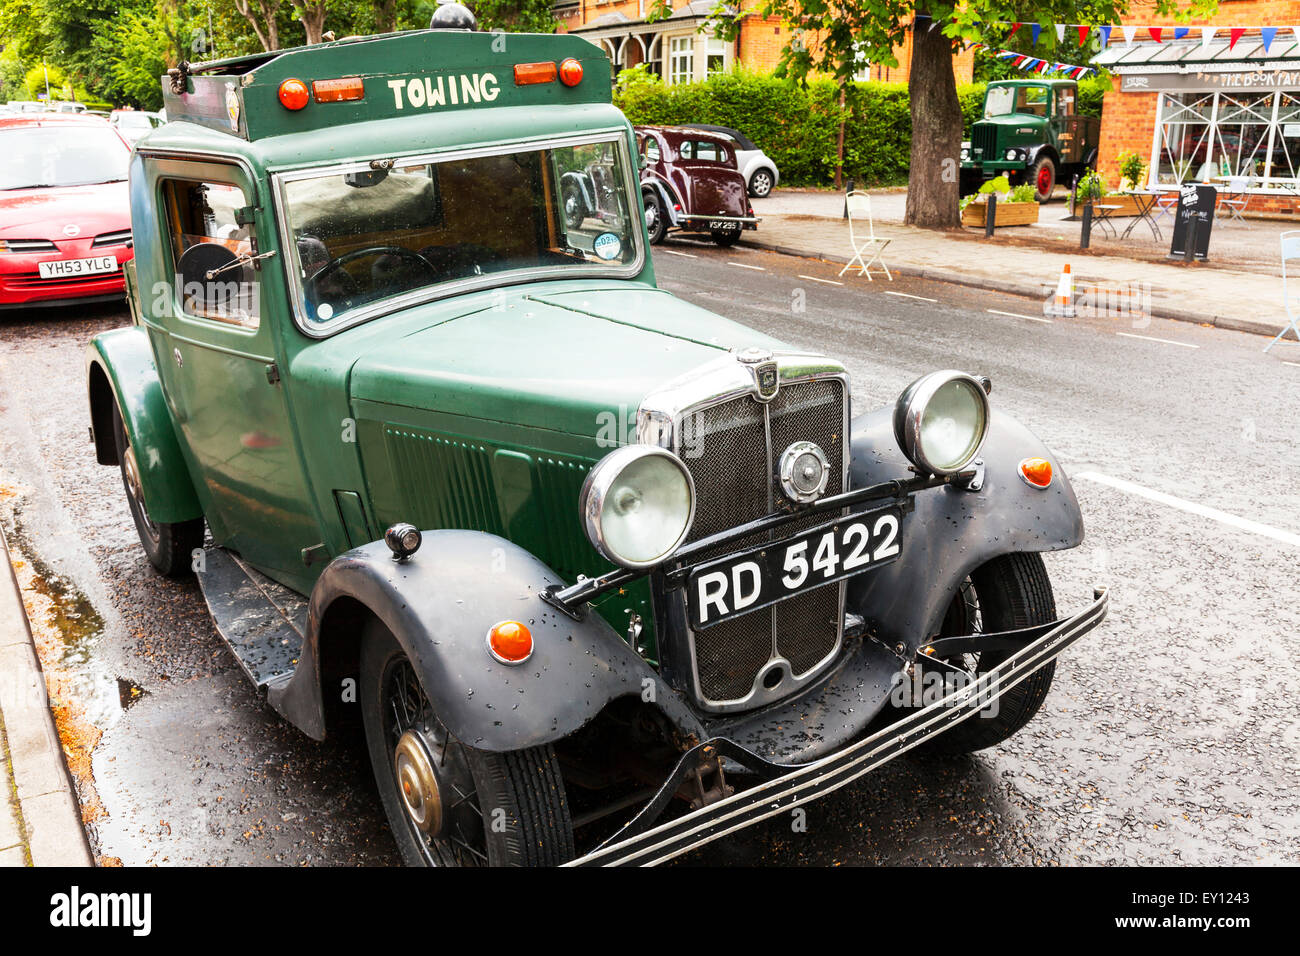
[1122,69,1300,91]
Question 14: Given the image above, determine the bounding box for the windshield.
[984,85,1050,119]
[281,138,640,328]
[1,126,131,189]
[114,113,154,129]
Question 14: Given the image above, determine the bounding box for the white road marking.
[987,308,1052,324]
[727,261,766,271]
[1116,331,1199,349]
[884,290,938,302]
[1076,471,1300,548]
[1284,361,1300,368]
[798,274,844,286]
[661,249,697,258]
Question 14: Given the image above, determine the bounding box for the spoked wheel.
[562,181,587,231]
[111,403,203,577]
[643,191,667,244]
[360,620,574,866]
[920,552,1059,756]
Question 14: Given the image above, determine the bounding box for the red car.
[635,125,759,247]
[0,114,134,310]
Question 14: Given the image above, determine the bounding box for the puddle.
[116,677,148,711]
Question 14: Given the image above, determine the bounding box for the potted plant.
[960,176,1041,227]
[1116,150,1147,192]
[1078,167,1144,217]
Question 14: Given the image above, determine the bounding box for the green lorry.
[84,8,1106,866]
[961,78,1100,203]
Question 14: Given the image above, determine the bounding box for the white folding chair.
[1265,230,1300,352]
[1218,175,1250,224]
[838,191,892,280]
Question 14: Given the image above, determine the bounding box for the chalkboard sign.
[1169,183,1216,260]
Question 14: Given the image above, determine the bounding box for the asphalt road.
[1,238,1297,866]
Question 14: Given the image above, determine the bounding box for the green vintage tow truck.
[960,77,1100,202]
[86,8,1106,866]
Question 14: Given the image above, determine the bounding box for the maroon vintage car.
[635,125,759,247]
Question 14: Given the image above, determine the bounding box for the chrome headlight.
[892,371,991,475]
[581,446,695,569]
[1005,148,1019,161]
[960,146,970,161]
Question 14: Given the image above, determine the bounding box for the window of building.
[668,35,694,85]
[1153,90,1298,189]
[853,41,871,81]
[706,37,728,77]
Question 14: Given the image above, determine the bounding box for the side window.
[1057,88,1076,116]
[683,140,725,163]
[679,139,694,161]
[162,178,258,328]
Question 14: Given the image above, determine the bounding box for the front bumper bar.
[566,586,1108,867]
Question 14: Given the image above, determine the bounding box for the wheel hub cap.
[123,447,145,505]
[394,729,443,836]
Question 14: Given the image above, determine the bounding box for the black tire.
[748,168,774,198]
[561,180,586,231]
[643,190,667,245]
[1031,155,1057,203]
[922,553,1058,756]
[360,620,574,866]
[710,223,741,247]
[111,403,203,578]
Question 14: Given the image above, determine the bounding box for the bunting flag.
[1008,22,1021,38]
[1229,27,1246,49]
[1031,23,1042,46]
[1099,25,1112,47]
[1078,25,1090,46]
[1122,25,1138,46]
[1202,27,1216,48]
[1261,25,1277,52]
[1174,27,1189,40]
[1055,24,1066,43]
[981,44,1093,78]
[1149,27,1163,43]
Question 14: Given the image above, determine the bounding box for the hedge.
[614,67,1110,189]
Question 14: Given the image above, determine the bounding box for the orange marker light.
[1019,457,1053,488]
[487,620,533,665]
[312,76,365,102]
[514,61,557,86]
[558,58,584,87]
[278,78,310,110]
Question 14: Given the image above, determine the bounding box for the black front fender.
[268,530,703,751]
[846,407,1083,649]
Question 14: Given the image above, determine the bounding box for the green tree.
[699,1,1217,228]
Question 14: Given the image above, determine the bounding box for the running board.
[197,547,308,691]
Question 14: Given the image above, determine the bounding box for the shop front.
[1096,37,1300,214]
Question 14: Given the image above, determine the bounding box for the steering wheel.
[304,245,438,306]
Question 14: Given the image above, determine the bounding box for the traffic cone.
[1051,263,1075,317]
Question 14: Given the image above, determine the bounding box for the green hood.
[349,283,784,437]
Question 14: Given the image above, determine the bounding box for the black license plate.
[686,505,904,629]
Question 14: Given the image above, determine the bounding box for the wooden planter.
[962,201,1040,227]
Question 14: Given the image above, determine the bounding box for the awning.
[1096,38,1300,72]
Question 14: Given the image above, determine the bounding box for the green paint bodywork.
[89,29,785,658]
[962,78,1099,178]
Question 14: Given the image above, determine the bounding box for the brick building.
[552,1,973,86]
[1094,1,1300,213]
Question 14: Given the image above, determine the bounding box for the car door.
[144,158,320,591]
[1053,86,1083,165]
[678,138,743,218]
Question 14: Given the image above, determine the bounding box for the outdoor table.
[1116,190,1164,241]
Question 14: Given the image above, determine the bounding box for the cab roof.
[161,29,610,142]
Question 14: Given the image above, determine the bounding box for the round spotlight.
[278,78,310,110]
[892,370,991,476]
[581,445,695,569]
[559,58,584,86]
[384,523,422,561]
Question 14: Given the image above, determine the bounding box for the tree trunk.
[376,0,399,34]
[299,3,328,45]
[904,14,962,229]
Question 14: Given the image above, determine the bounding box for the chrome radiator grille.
[676,376,847,708]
